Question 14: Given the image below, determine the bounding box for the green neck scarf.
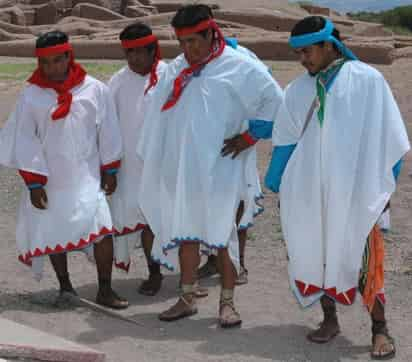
[316,58,346,127]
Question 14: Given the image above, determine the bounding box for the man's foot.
[235,266,248,286]
[219,299,242,329]
[198,258,218,279]
[307,319,340,343]
[159,294,197,322]
[96,289,129,310]
[371,319,396,360]
[54,288,78,306]
[138,273,163,296]
[371,333,396,360]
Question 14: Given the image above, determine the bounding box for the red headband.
[174,19,215,37]
[35,42,72,57]
[121,34,158,49]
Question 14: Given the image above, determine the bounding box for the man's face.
[38,52,70,82]
[124,46,154,75]
[177,29,213,65]
[295,43,334,75]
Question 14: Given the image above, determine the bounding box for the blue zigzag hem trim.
[152,238,230,271]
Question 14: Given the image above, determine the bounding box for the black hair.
[36,31,68,49]
[171,4,214,38]
[119,22,156,54]
[291,16,341,51]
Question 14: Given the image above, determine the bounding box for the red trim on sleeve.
[101,160,121,171]
[241,131,258,146]
[18,170,47,186]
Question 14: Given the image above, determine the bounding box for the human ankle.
[220,288,234,301]
[57,273,73,291]
[98,277,112,294]
[148,262,161,276]
[180,283,195,298]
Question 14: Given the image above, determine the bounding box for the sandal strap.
[220,297,235,309]
[180,294,194,307]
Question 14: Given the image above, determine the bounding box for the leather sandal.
[159,294,197,322]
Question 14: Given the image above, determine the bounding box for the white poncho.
[108,61,167,270]
[138,46,283,271]
[273,61,410,306]
[0,75,122,278]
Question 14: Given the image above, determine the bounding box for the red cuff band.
[174,19,214,37]
[121,35,158,49]
[241,132,258,146]
[101,160,121,171]
[19,170,48,186]
[35,43,72,57]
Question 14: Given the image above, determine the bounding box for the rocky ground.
[0,57,411,362]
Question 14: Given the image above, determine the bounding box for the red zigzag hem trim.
[114,223,146,236]
[18,226,114,267]
[112,223,146,272]
[114,261,130,272]
[295,280,358,305]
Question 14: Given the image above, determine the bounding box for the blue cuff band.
[248,119,274,140]
[28,183,44,190]
[104,168,118,175]
[265,144,296,193]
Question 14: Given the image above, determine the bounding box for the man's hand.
[101,173,117,196]
[30,188,48,209]
[221,134,253,159]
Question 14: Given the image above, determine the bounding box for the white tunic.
[0,75,122,279]
[235,44,266,230]
[138,46,283,271]
[108,61,167,270]
[272,61,410,306]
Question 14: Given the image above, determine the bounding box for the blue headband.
[289,19,357,61]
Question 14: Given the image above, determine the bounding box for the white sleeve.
[235,62,283,123]
[271,84,303,146]
[97,84,123,166]
[0,91,48,175]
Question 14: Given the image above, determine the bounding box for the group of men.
[0,3,409,360]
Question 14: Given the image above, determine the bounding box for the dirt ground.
[0,57,411,362]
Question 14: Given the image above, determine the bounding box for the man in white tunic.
[0,31,128,309]
[138,4,283,327]
[108,23,167,296]
[265,17,409,359]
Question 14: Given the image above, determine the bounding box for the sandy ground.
[0,57,411,362]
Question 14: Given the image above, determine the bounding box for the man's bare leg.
[95,235,129,309]
[236,227,248,285]
[159,242,199,321]
[217,247,241,328]
[138,226,163,296]
[307,295,340,343]
[49,252,76,295]
[197,254,218,279]
[198,201,245,280]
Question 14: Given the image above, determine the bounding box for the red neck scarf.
[28,42,87,121]
[121,34,161,95]
[161,19,226,111]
